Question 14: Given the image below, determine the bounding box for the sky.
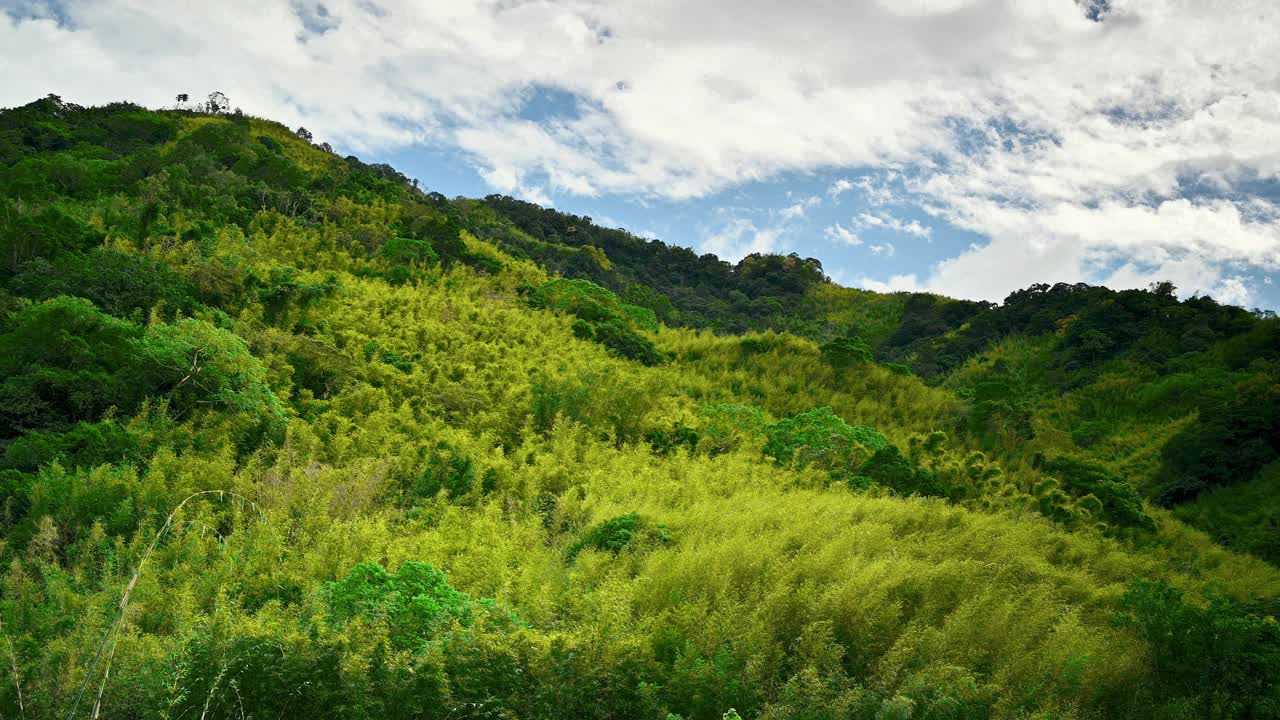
[3,0,1279,310]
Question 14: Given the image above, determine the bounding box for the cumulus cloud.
[3,0,1279,305]
[918,196,1280,304]
[857,273,923,293]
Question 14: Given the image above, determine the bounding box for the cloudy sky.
[4,0,1279,309]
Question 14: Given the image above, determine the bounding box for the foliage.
[324,561,473,649]
[1115,578,1280,718]
[131,317,285,427]
[0,96,1276,720]
[699,403,766,455]
[410,442,477,502]
[854,432,1003,502]
[531,278,664,365]
[1036,455,1156,534]
[820,334,873,370]
[565,512,672,559]
[1156,372,1280,504]
[11,247,198,319]
[764,406,887,481]
[0,295,144,436]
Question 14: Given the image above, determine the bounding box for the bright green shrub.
[532,278,664,364]
[131,317,284,425]
[764,407,885,474]
[324,561,473,650]
[531,278,621,322]
[382,235,438,265]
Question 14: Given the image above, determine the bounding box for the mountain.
[0,95,1277,719]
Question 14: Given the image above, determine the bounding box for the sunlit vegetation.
[0,94,1277,719]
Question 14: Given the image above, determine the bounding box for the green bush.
[699,403,766,455]
[324,561,473,650]
[382,236,438,265]
[131,317,284,424]
[11,247,198,318]
[1036,455,1155,534]
[0,295,143,436]
[532,278,664,364]
[820,335,873,370]
[595,318,665,366]
[1115,578,1280,718]
[566,512,671,560]
[412,442,476,501]
[764,407,886,474]
[0,204,101,274]
[1,419,142,473]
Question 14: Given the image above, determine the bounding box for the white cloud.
[869,242,896,257]
[5,0,1280,305]
[517,184,554,207]
[828,178,857,199]
[824,223,862,246]
[857,273,923,293]
[1207,276,1253,307]
[916,196,1280,302]
[854,211,931,238]
[778,195,821,219]
[827,175,897,205]
[701,218,784,262]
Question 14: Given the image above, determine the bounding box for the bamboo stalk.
[67,491,266,720]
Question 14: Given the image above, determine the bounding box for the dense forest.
[0,94,1277,719]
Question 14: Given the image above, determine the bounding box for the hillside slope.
[0,95,1278,719]
[467,198,1280,564]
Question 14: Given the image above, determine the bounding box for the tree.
[175,93,189,107]
[0,296,142,437]
[295,126,313,142]
[205,91,230,114]
[820,335,873,371]
[1115,579,1280,717]
[763,406,886,475]
[131,318,284,423]
[323,561,473,650]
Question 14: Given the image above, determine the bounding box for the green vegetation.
[0,94,1277,719]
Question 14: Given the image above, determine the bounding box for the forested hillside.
[0,95,1278,719]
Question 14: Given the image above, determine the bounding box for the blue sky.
[4,0,1279,309]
